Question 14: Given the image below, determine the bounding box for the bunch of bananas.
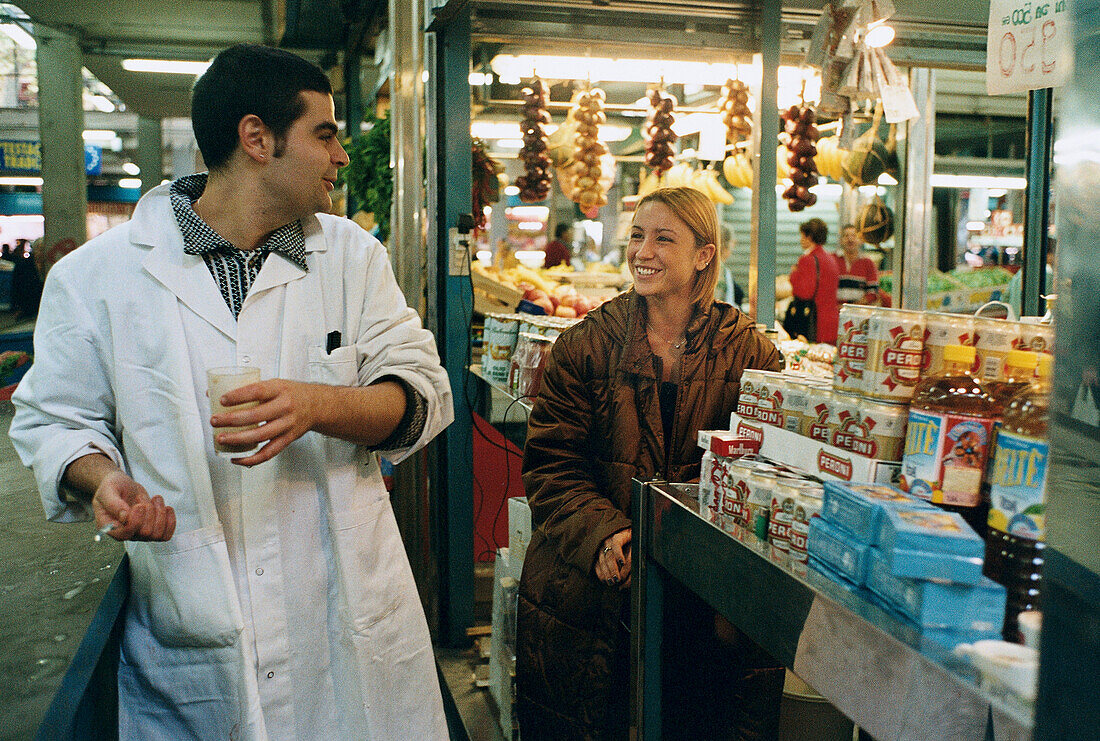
[639,162,732,205]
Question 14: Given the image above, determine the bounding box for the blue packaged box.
[876,507,985,584]
[865,548,1006,630]
[821,482,936,544]
[808,517,870,585]
[861,589,1001,647]
[808,556,860,591]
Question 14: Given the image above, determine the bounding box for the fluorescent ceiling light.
[469,72,494,86]
[517,221,544,231]
[0,176,42,186]
[504,185,520,196]
[476,250,493,263]
[122,58,211,75]
[966,221,986,231]
[118,178,142,189]
[931,174,1027,190]
[1,22,35,50]
[495,139,524,149]
[122,162,140,176]
[877,172,898,185]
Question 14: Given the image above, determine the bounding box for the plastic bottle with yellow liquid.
[985,353,1052,641]
[901,344,997,536]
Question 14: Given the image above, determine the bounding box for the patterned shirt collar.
[169,173,308,271]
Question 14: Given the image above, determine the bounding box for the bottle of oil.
[901,344,998,536]
[987,350,1039,408]
[982,350,1039,514]
[985,353,1052,641]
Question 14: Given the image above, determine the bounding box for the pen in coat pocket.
[326,331,341,354]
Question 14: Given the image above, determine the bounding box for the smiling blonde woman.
[516,187,785,740]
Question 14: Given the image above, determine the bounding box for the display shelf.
[469,363,533,451]
[630,480,1033,741]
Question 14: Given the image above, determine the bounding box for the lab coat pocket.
[308,345,358,386]
[131,525,244,648]
[329,489,408,635]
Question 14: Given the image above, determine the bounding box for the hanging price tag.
[987,0,1072,94]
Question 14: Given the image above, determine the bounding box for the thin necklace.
[647,325,686,350]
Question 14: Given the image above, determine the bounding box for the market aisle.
[0,400,124,741]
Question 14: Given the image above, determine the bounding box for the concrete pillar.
[136,116,164,194]
[34,26,86,258]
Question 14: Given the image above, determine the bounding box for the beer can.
[973,316,1021,382]
[769,478,809,551]
[737,369,764,420]
[832,396,908,461]
[748,467,778,541]
[1017,318,1053,356]
[753,371,787,428]
[862,308,927,403]
[925,312,975,378]
[833,304,875,394]
[802,388,837,443]
[789,484,825,563]
[781,377,813,434]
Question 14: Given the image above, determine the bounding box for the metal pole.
[429,4,474,647]
[749,0,780,327]
[390,0,425,302]
[1022,88,1052,318]
[900,68,935,311]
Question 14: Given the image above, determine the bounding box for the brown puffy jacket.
[516,290,781,739]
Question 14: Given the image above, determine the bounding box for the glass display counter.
[629,480,1033,741]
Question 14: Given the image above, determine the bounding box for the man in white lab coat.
[10,44,454,739]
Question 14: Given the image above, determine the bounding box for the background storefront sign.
[987,0,1072,94]
[0,140,103,175]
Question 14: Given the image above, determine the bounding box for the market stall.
[422,1,1081,739]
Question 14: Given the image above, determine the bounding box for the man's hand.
[594,528,632,590]
[93,469,176,542]
[212,378,408,467]
[211,379,323,467]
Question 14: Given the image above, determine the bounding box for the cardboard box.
[507,497,532,581]
[876,507,985,584]
[729,413,900,484]
[821,481,937,544]
[808,517,871,585]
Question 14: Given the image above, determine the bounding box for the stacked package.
[808,481,1006,647]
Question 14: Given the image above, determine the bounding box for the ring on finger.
[603,545,613,553]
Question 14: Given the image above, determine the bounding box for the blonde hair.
[635,187,721,307]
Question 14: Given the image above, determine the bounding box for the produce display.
[638,162,733,204]
[643,88,678,175]
[814,136,847,182]
[719,78,752,145]
[781,104,820,212]
[515,80,553,203]
[471,138,504,231]
[472,262,605,317]
[568,88,611,213]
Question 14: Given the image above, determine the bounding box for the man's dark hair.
[554,223,572,240]
[799,217,828,246]
[192,44,333,171]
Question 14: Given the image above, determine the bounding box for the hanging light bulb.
[865,23,895,48]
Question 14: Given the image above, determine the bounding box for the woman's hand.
[595,529,633,589]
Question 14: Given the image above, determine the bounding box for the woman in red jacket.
[789,217,840,344]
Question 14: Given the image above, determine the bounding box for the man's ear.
[238,114,270,163]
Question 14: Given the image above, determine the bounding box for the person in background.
[10,44,453,739]
[834,223,888,307]
[789,217,840,344]
[543,223,574,268]
[716,226,746,307]
[1007,237,1056,317]
[516,187,784,740]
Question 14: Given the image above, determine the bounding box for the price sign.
[987,0,1072,94]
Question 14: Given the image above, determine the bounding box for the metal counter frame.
[629,480,1033,741]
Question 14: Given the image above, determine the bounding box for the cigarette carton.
[821,481,937,544]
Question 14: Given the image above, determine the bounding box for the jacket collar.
[614,290,715,379]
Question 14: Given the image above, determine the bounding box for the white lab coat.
[10,184,454,739]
